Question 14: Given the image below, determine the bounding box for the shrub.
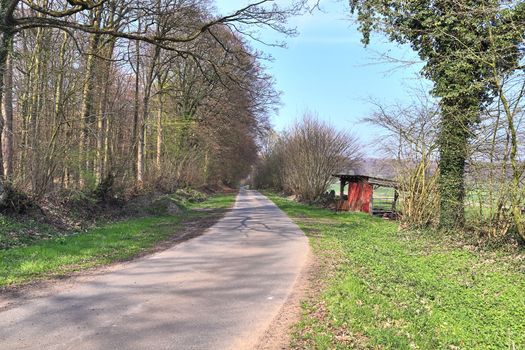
[279,112,361,203]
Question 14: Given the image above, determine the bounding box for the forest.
[0,0,298,206]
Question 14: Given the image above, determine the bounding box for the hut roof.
[332,174,398,188]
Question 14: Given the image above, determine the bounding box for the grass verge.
[265,193,525,350]
[0,193,236,288]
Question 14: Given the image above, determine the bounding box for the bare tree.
[365,93,441,228]
[280,112,361,203]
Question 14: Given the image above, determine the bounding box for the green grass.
[0,193,236,288]
[266,193,525,350]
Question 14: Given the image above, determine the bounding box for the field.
[330,181,395,198]
[0,193,236,288]
[266,193,525,350]
[331,180,512,217]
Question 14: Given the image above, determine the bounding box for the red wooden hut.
[333,174,398,215]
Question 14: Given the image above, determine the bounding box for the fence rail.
[372,196,397,212]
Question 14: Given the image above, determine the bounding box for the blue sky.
[214,0,429,155]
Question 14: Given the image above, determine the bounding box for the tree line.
[0,0,302,204]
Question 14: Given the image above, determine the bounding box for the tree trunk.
[438,104,469,229]
[28,27,45,193]
[132,38,141,181]
[103,105,111,179]
[156,97,163,173]
[79,10,102,188]
[137,43,161,187]
[1,34,13,181]
[0,39,6,203]
[137,116,145,185]
[19,75,29,178]
[137,86,149,186]
[0,0,19,203]
[40,32,68,192]
[96,40,116,183]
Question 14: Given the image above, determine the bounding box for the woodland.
[0,0,300,206]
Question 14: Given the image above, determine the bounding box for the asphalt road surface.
[0,190,309,350]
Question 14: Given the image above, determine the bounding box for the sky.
[214,0,429,155]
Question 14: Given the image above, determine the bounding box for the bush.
[175,188,207,202]
[398,158,440,229]
[0,186,36,214]
[279,113,361,203]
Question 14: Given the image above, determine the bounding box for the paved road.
[0,190,309,350]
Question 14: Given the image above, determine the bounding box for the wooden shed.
[333,174,399,215]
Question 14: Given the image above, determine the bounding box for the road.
[0,190,309,350]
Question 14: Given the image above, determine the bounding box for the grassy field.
[0,193,236,288]
[266,193,525,350]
